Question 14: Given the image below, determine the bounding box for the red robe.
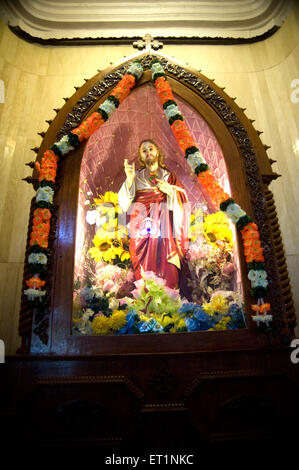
[128,173,189,288]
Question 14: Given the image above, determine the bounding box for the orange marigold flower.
[171,120,195,151]
[110,74,135,103]
[33,208,51,224]
[30,233,49,248]
[37,167,57,182]
[42,150,59,168]
[72,128,85,142]
[197,170,230,207]
[71,112,105,142]
[251,304,260,312]
[155,76,175,104]
[26,277,46,289]
[260,303,270,313]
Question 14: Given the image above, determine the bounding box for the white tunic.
[118,168,190,258]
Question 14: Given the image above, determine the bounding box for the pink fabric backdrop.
[74,83,238,288]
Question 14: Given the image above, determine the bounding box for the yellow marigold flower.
[94,191,122,215]
[210,294,229,314]
[203,211,233,248]
[89,231,122,263]
[92,315,111,335]
[160,313,173,328]
[203,295,229,316]
[110,310,127,331]
[202,302,214,316]
[178,318,186,329]
[94,191,118,206]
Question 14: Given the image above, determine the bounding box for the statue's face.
[140,141,159,167]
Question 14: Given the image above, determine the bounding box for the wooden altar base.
[1,346,298,464]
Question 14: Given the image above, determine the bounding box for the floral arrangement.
[25,60,143,307]
[73,193,246,335]
[85,190,131,264]
[187,210,235,304]
[72,261,135,335]
[151,59,271,328]
[25,56,271,331]
[73,270,246,335]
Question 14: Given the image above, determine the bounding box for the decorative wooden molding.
[9,25,281,46]
[19,51,295,354]
[264,188,296,329]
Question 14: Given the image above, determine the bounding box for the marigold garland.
[25,57,272,330]
[150,59,271,327]
[25,60,143,306]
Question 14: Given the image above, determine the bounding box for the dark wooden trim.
[9,24,280,47]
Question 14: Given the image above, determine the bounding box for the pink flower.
[134,279,144,290]
[223,263,235,275]
[164,286,180,299]
[94,312,104,317]
[103,280,114,292]
[143,271,166,286]
[131,288,141,299]
[126,270,135,282]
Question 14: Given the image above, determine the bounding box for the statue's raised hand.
[124,159,135,189]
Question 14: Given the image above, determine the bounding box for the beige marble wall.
[0,3,298,354]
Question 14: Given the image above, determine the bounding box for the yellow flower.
[110,310,127,331]
[214,315,230,330]
[118,237,131,261]
[160,313,173,328]
[177,318,186,329]
[94,191,122,214]
[202,302,214,316]
[190,208,204,241]
[203,211,233,248]
[210,295,229,314]
[89,231,122,263]
[203,294,229,315]
[92,315,111,335]
[94,191,118,206]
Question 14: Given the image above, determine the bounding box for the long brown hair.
[138,139,167,169]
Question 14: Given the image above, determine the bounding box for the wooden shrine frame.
[19,53,296,355]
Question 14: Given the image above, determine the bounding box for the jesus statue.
[118,139,190,289]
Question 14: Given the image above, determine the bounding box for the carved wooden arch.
[19,53,296,355]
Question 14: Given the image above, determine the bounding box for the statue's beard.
[144,156,158,166]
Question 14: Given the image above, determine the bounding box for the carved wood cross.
[133,34,163,51]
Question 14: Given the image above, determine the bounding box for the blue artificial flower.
[192,306,205,319]
[178,303,199,314]
[127,62,144,80]
[227,303,246,329]
[99,99,116,117]
[228,303,239,315]
[195,310,216,330]
[185,316,199,332]
[164,104,182,120]
[117,309,139,334]
[137,318,163,333]
[151,62,165,75]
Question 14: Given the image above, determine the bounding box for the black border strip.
[9,24,280,46]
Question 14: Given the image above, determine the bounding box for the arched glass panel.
[72,84,246,336]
